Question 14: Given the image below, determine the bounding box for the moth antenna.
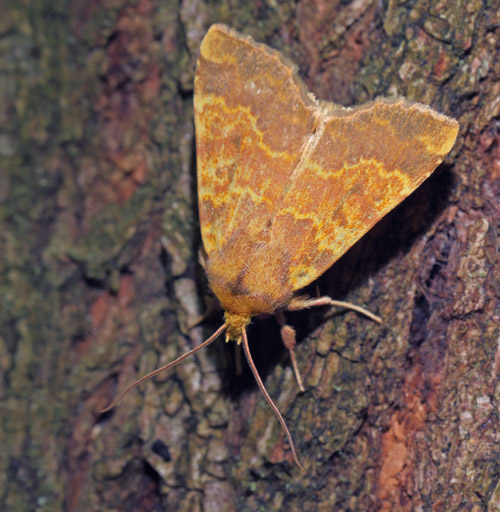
[241,329,304,471]
[100,324,227,414]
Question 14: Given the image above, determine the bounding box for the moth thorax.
[224,311,251,343]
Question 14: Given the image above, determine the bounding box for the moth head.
[223,311,251,342]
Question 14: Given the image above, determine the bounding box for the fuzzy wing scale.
[194,24,317,257]
[194,24,459,310]
[270,99,459,291]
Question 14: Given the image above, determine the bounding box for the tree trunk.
[2,0,499,510]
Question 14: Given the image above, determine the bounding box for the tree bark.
[1,0,499,510]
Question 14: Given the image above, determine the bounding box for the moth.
[102,24,459,470]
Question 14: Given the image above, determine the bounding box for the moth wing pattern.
[270,99,460,291]
[194,24,317,258]
[194,24,459,311]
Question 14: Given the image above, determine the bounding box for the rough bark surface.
[1,0,499,511]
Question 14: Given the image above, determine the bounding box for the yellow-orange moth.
[102,24,459,470]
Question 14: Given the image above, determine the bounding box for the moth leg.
[276,310,305,392]
[186,299,219,330]
[234,343,243,375]
[315,284,321,298]
[288,296,382,324]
